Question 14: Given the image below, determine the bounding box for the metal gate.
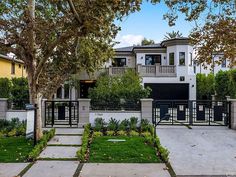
[45,100,79,127]
[153,100,231,126]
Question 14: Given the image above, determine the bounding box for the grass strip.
[73,162,84,177]
[17,162,35,177]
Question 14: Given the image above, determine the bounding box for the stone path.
[0,163,29,177]
[23,128,83,177]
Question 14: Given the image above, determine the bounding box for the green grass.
[89,136,161,163]
[0,137,33,162]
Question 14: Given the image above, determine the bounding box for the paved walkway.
[156,126,236,176]
[23,128,83,177]
[0,163,29,177]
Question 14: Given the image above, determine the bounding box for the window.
[64,84,70,99]
[145,55,161,65]
[19,64,21,68]
[11,63,15,74]
[189,53,193,66]
[112,58,126,67]
[221,59,226,68]
[56,87,62,98]
[169,53,175,65]
[179,52,185,66]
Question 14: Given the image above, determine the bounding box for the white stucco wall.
[89,111,141,125]
[6,110,27,121]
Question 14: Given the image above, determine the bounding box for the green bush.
[117,130,127,136]
[28,128,55,161]
[0,78,11,98]
[130,117,138,130]
[141,131,151,137]
[140,119,150,132]
[106,130,115,136]
[93,118,106,132]
[118,119,130,131]
[196,73,215,100]
[89,70,151,109]
[0,118,26,137]
[129,130,139,136]
[77,124,91,162]
[93,131,103,137]
[107,118,119,131]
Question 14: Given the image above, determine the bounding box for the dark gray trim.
[161,38,192,47]
[133,49,166,53]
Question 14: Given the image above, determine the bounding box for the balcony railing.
[108,66,133,76]
[137,64,177,77]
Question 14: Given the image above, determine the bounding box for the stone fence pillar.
[229,99,236,130]
[78,99,91,127]
[0,98,8,119]
[140,98,153,123]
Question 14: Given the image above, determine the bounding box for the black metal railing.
[153,100,230,126]
[90,100,141,111]
[45,100,79,127]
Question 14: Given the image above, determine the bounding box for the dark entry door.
[144,83,189,100]
[80,80,96,98]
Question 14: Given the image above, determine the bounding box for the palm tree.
[164,31,183,40]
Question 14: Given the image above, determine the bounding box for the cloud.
[114,34,144,48]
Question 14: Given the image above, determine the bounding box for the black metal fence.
[45,100,79,127]
[90,100,141,111]
[153,100,230,126]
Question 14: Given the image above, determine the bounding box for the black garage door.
[144,83,189,100]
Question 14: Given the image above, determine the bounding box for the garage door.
[144,83,189,100]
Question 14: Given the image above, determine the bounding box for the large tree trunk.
[27,0,43,141]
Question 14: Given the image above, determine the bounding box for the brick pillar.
[78,99,91,127]
[229,99,236,130]
[140,98,153,123]
[0,98,8,119]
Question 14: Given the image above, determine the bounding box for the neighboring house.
[56,37,197,101]
[0,54,27,78]
[195,54,234,75]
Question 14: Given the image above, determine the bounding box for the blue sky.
[115,2,196,48]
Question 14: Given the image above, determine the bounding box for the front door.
[80,80,96,98]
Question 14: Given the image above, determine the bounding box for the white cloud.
[114,34,144,48]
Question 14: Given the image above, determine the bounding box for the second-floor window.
[11,63,15,74]
[145,55,161,65]
[112,58,126,67]
[189,52,193,66]
[179,52,185,66]
[169,53,175,65]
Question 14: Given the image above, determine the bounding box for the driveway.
[156,126,236,176]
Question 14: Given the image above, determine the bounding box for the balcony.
[137,64,177,77]
[108,66,133,76]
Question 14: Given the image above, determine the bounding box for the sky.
[114,2,196,48]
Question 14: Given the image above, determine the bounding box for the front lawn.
[89,136,161,163]
[0,137,33,162]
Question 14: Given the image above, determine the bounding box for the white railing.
[109,67,133,76]
[138,64,176,77]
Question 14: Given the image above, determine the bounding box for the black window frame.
[169,53,175,65]
[179,52,185,66]
[145,55,161,65]
[112,58,126,67]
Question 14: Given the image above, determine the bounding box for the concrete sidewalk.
[156,126,236,176]
[80,163,171,177]
[0,163,29,177]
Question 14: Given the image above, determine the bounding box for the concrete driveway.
[156,126,236,176]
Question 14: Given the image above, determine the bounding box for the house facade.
[0,54,27,78]
[56,38,197,101]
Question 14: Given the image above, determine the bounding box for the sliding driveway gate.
[45,100,79,127]
[153,100,231,126]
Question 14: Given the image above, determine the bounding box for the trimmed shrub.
[106,130,115,136]
[107,118,119,131]
[117,130,127,136]
[129,130,139,136]
[93,118,106,132]
[130,117,138,130]
[93,131,103,137]
[118,119,130,131]
[28,128,55,161]
[77,124,91,162]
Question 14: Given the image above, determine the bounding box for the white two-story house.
[55,37,196,100]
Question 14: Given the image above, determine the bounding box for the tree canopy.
[163,31,183,40]
[163,0,236,67]
[141,38,155,45]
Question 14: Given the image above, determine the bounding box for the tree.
[196,74,215,100]
[141,38,155,45]
[163,31,183,40]
[0,0,143,140]
[162,0,236,67]
[89,70,151,109]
